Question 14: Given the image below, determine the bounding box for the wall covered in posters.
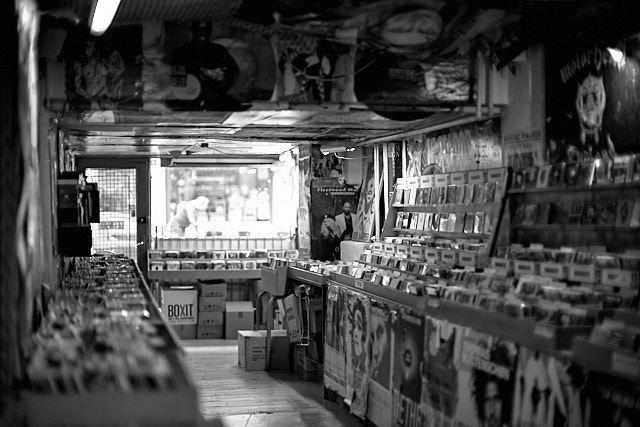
[405,118,502,176]
[546,32,640,163]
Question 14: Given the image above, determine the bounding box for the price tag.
[514,260,537,276]
[441,249,457,266]
[425,175,435,187]
[612,352,640,378]
[450,172,466,185]
[540,262,566,280]
[568,265,597,283]
[427,299,440,309]
[435,173,449,187]
[355,279,364,289]
[459,252,478,267]
[468,170,485,185]
[419,175,430,188]
[407,176,419,189]
[487,167,506,182]
[601,268,634,288]
[533,325,554,339]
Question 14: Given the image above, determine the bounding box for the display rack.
[382,167,510,259]
[506,180,640,249]
[21,255,200,427]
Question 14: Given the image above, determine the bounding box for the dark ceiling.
[42,0,640,159]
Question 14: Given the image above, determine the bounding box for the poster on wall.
[324,284,347,396]
[270,34,357,105]
[546,33,640,163]
[354,157,377,243]
[422,317,462,427]
[344,291,370,418]
[512,347,587,427]
[455,328,519,427]
[146,20,276,111]
[61,26,143,111]
[297,146,312,258]
[392,309,427,426]
[309,178,360,261]
[406,118,502,175]
[502,129,546,169]
[583,372,640,427]
[367,300,394,427]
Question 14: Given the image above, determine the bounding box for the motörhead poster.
[546,32,640,163]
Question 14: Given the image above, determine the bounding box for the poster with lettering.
[583,372,640,427]
[422,317,462,427]
[455,328,518,427]
[310,178,360,261]
[367,300,395,427]
[344,290,370,418]
[324,284,347,396]
[419,118,502,173]
[392,309,427,426]
[511,346,584,427]
[298,146,312,258]
[502,129,545,169]
[546,32,640,163]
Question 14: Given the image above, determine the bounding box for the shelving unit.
[506,182,640,249]
[382,168,510,258]
[149,269,262,281]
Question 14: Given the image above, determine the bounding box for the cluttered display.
[322,163,640,426]
[21,254,199,427]
[148,248,298,271]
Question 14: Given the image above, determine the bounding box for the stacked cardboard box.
[237,330,290,370]
[197,281,226,339]
[225,301,254,339]
[160,285,198,340]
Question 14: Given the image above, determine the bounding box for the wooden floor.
[183,340,363,427]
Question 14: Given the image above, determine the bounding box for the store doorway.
[75,158,151,273]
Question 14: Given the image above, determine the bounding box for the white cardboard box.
[238,330,290,371]
[225,301,254,339]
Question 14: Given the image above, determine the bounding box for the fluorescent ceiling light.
[607,47,624,65]
[89,0,121,36]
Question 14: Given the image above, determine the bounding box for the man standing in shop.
[335,201,358,241]
[167,196,209,234]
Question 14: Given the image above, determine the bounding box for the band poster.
[392,308,426,427]
[422,317,462,427]
[323,284,346,396]
[406,118,502,175]
[455,328,518,427]
[545,32,640,164]
[297,146,312,258]
[367,300,394,427]
[344,290,370,418]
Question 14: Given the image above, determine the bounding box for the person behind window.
[166,196,209,233]
[319,214,341,261]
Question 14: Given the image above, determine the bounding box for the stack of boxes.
[197,280,227,339]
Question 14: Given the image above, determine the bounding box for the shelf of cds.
[382,167,510,264]
[20,254,200,427]
[508,155,640,249]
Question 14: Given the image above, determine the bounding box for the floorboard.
[183,339,363,427]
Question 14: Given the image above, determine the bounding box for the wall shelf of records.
[20,255,200,427]
[508,156,640,249]
[383,167,510,260]
[323,247,640,426]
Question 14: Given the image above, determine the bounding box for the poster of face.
[367,300,394,426]
[157,20,275,111]
[61,26,142,111]
[546,32,640,163]
[512,347,587,427]
[392,309,427,426]
[310,178,360,261]
[583,372,640,427]
[345,291,370,418]
[422,317,462,427]
[455,328,519,427]
[354,156,377,242]
[324,284,347,396]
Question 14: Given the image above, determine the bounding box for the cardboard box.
[294,346,317,381]
[199,296,226,312]
[197,325,224,339]
[237,330,290,371]
[160,286,198,326]
[198,280,227,298]
[198,311,224,326]
[225,301,254,339]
